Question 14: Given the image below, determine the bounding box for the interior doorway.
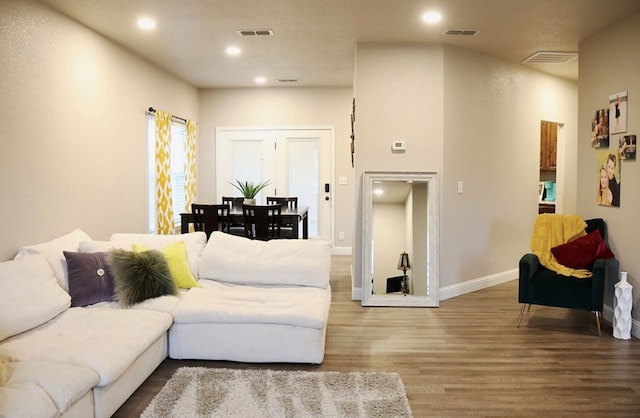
[538,121,561,214]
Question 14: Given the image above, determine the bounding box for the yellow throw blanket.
[530,214,592,278]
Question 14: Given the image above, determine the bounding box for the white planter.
[613,271,633,340]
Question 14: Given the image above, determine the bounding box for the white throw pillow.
[78,240,130,253]
[14,228,92,291]
[109,232,207,278]
[199,232,331,288]
[0,254,71,341]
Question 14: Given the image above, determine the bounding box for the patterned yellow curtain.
[184,120,197,212]
[155,110,174,234]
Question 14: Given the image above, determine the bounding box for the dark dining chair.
[222,197,245,236]
[242,204,282,240]
[191,204,229,239]
[266,196,298,238]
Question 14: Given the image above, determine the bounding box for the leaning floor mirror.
[362,171,439,307]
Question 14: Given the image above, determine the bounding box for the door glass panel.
[230,140,266,201]
[288,139,320,237]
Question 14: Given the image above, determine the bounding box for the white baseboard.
[351,269,517,302]
[602,305,640,339]
[349,268,640,339]
[333,246,352,256]
[439,269,518,301]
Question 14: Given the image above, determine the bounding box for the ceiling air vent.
[237,29,274,37]
[277,79,298,83]
[522,51,578,64]
[444,29,479,36]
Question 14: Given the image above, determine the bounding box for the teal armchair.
[517,218,619,337]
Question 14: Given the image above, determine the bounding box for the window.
[147,116,187,233]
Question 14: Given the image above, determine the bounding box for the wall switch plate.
[338,231,345,240]
[391,140,407,152]
[457,181,464,194]
[338,176,347,185]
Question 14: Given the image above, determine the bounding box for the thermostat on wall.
[391,140,407,152]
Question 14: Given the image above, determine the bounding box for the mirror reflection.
[362,171,439,307]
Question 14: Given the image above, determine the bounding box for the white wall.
[578,11,640,323]
[198,87,354,249]
[353,42,578,297]
[441,46,578,287]
[354,43,445,295]
[0,0,199,260]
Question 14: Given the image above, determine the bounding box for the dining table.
[181,205,310,239]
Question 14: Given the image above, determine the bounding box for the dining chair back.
[222,196,244,211]
[242,204,282,240]
[222,197,245,236]
[191,204,229,239]
[266,196,298,238]
[266,196,298,209]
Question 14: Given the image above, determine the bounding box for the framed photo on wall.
[596,150,621,207]
[609,91,628,135]
[619,135,636,161]
[591,108,609,148]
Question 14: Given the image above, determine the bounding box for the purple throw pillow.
[63,251,115,307]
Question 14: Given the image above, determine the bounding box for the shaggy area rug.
[140,367,413,418]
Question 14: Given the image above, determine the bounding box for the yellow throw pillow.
[132,241,200,289]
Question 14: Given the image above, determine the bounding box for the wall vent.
[522,51,578,64]
[277,79,298,83]
[237,29,274,37]
[443,29,479,36]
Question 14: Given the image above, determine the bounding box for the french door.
[216,127,332,239]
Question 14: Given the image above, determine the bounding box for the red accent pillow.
[551,229,615,269]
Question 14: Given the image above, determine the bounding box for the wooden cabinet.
[540,121,557,171]
[538,203,556,214]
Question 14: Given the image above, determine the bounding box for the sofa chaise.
[0,228,331,418]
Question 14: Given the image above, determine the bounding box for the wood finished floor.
[114,256,640,417]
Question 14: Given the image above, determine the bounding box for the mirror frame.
[362,171,440,307]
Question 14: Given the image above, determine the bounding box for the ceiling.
[38,0,640,88]
[373,181,412,204]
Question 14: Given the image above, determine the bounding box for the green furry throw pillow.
[107,249,178,307]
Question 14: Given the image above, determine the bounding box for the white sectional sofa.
[0,229,332,418]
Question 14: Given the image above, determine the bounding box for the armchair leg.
[594,311,602,338]
[517,304,530,327]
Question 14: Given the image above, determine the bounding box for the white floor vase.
[613,271,633,340]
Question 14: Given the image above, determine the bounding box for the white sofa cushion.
[109,232,207,278]
[0,361,98,415]
[199,232,331,288]
[0,307,172,386]
[0,254,71,341]
[0,382,58,418]
[14,228,92,291]
[174,279,331,329]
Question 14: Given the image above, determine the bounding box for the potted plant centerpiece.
[229,179,270,205]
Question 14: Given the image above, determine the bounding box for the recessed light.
[137,17,156,30]
[374,188,384,196]
[225,46,241,56]
[421,11,442,24]
[254,76,267,84]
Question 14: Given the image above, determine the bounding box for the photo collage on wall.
[594,91,633,207]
